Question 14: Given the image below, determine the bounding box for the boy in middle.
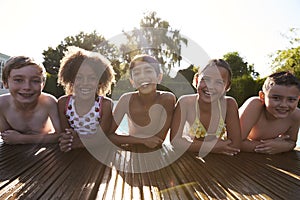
[109,54,176,149]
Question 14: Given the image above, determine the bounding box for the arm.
[254,135,296,154]
[0,95,60,144]
[48,95,62,135]
[152,92,176,140]
[57,96,73,151]
[109,94,138,146]
[140,92,176,148]
[254,110,300,154]
[109,93,168,148]
[1,130,60,144]
[170,96,193,152]
[239,97,262,140]
[171,96,240,156]
[224,97,241,149]
[99,98,113,134]
[0,95,12,133]
[239,97,264,152]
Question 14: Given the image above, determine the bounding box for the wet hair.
[58,46,115,95]
[129,54,161,77]
[262,71,300,92]
[2,56,46,85]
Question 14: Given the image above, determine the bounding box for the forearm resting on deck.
[1,130,59,144]
[108,133,163,148]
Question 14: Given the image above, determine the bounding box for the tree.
[223,52,261,106]
[270,28,300,77]
[119,11,188,77]
[42,31,119,75]
[223,52,259,79]
[227,75,261,106]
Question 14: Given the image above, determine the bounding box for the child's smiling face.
[74,64,99,99]
[197,66,230,103]
[261,84,300,119]
[130,61,162,94]
[7,65,44,104]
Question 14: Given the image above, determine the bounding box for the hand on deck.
[254,135,295,154]
[211,139,240,156]
[59,129,73,152]
[142,135,163,148]
[59,129,86,152]
[0,130,23,144]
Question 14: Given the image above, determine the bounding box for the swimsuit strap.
[96,96,103,121]
[64,95,72,115]
[196,97,224,125]
[217,99,224,124]
[190,95,226,138]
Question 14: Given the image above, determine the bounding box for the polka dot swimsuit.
[65,95,103,135]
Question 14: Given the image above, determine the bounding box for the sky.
[1,0,300,77]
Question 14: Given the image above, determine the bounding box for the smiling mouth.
[139,82,151,88]
[80,88,93,94]
[276,109,289,114]
[203,90,213,96]
[20,93,34,97]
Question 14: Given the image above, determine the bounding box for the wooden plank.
[0,142,299,200]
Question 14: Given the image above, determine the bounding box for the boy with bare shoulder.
[0,56,61,144]
[109,54,176,149]
[239,71,300,154]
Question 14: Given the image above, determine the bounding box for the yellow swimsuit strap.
[190,96,226,138]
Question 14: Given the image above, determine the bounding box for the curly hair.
[58,46,115,96]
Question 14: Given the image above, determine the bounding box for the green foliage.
[119,11,188,77]
[42,30,119,75]
[43,73,64,98]
[223,52,261,106]
[42,31,121,97]
[270,28,300,78]
[223,52,259,79]
[41,11,268,105]
[227,75,262,106]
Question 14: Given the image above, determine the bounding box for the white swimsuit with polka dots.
[65,95,103,135]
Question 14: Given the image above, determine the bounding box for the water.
[116,116,300,148]
[297,133,300,148]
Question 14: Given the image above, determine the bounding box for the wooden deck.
[0,141,299,199]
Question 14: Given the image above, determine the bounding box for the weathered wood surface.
[0,142,299,199]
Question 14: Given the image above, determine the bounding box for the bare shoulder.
[240,96,261,108]
[290,107,300,123]
[118,91,135,103]
[114,92,136,109]
[0,94,10,108]
[239,96,263,112]
[177,94,197,105]
[102,96,113,106]
[40,92,58,105]
[224,96,238,108]
[157,91,176,103]
[57,95,69,106]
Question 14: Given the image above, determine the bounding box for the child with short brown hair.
[0,56,61,144]
[239,71,300,154]
[109,54,176,148]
